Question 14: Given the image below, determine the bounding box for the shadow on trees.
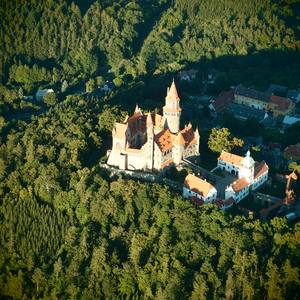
[109,49,300,114]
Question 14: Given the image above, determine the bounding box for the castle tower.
[146,112,154,170]
[163,79,181,133]
[195,127,200,154]
[239,150,255,183]
[172,132,185,164]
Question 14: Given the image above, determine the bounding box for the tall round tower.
[163,80,181,133]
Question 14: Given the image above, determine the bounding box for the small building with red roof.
[268,95,295,117]
[209,89,234,113]
[183,174,217,203]
[221,150,269,203]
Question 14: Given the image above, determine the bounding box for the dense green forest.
[1,0,300,299]
[0,95,300,299]
[1,0,300,108]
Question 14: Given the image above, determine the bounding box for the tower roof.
[134,104,141,114]
[242,150,255,168]
[146,112,153,127]
[166,79,180,101]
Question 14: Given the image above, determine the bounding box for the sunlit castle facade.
[183,150,269,210]
[218,150,269,203]
[107,80,200,171]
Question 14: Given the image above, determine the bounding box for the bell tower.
[239,150,255,183]
[163,79,181,133]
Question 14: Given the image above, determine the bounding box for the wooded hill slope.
[0,94,299,299]
[0,0,299,87]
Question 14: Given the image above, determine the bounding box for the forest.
[0,94,299,299]
[1,0,300,299]
[1,0,300,112]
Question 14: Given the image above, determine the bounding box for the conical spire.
[166,79,180,101]
[134,104,141,114]
[195,127,200,137]
[146,111,153,127]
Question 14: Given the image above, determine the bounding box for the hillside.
[0,1,300,299]
[0,0,299,84]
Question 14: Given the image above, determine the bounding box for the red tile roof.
[232,177,249,192]
[254,161,268,179]
[172,132,185,146]
[212,89,234,112]
[214,198,224,207]
[184,174,215,198]
[270,95,291,111]
[214,197,234,208]
[155,129,173,152]
[218,151,243,167]
[180,124,197,147]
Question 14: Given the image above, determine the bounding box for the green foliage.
[288,162,300,173]
[0,93,300,299]
[43,92,57,106]
[98,105,127,132]
[113,76,124,87]
[9,63,51,85]
[0,1,300,299]
[86,78,96,93]
[0,0,299,86]
[208,127,244,153]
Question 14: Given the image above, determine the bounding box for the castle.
[107,80,200,171]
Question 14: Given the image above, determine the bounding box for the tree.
[18,87,24,98]
[73,48,98,78]
[86,78,96,93]
[225,269,235,300]
[113,77,123,87]
[96,76,105,87]
[288,162,300,173]
[265,259,284,300]
[0,116,6,133]
[61,80,68,92]
[98,105,127,132]
[191,273,208,300]
[44,92,57,106]
[32,268,46,295]
[208,127,244,153]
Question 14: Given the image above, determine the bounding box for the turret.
[195,127,200,138]
[195,127,200,152]
[163,79,182,133]
[239,150,255,183]
[134,104,141,114]
[146,111,153,128]
[146,112,154,170]
[172,132,185,164]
